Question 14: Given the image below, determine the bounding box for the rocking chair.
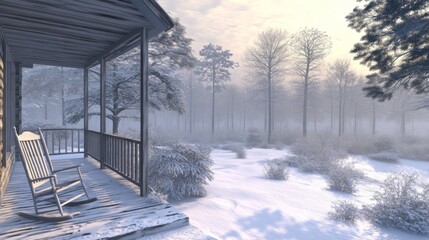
[13,127,97,221]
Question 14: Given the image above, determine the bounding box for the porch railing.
[85,130,141,186]
[40,128,84,155]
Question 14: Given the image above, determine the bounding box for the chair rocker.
[14,127,97,222]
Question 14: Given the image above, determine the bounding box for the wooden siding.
[0,153,14,206]
[0,157,189,239]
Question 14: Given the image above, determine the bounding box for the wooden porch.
[0,156,189,239]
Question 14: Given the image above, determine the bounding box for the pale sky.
[157,0,369,81]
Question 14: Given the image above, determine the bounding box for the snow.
[171,147,429,240]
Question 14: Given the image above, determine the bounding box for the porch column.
[83,67,88,157]
[100,59,106,169]
[139,27,149,197]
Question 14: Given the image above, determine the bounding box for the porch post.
[139,27,149,197]
[100,59,106,169]
[83,67,88,157]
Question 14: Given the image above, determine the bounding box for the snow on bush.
[232,144,247,159]
[329,200,360,224]
[364,172,429,234]
[149,143,214,200]
[327,162,363,193]
[147,189,168,204]
[291,137,347,173]
[221,143,247,159]
[246,128,262,148]
[374,136,396,152]
[367,151,399,163]
[264,159,289,180]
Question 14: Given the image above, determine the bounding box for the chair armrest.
[53,164,83,173]
[30,175,55,183]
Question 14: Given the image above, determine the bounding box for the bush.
[374,136,396,152]
[232,144,247,159]
[147,189,168,204]
[329,200,360,224]
[327,162,363,193]
[149,143,214,200]
[264,159,289,180]
[246,128,262,148]
[364,172,429,234]
[291,137,347,173]
[367,151,399,163]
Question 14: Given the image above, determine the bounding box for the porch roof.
[0,0,173,68]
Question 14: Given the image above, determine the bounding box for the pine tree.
[199,43,238,137]
[347,0,429,100]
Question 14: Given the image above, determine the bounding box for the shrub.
[291,137,347,173]
[367,151,399,163]
[374,136,396,152]
[246,128,262,148]
[327,162,363,193]
[329,200,360,224]
[232,144,247,159]
[149,143,214,200]
[147,189,168,204]
[346,136,377,155]
[364,172,429,234]
[264,159,289,180]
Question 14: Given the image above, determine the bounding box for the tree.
[22,66,82,125]
[199,43,237,137]
[65,19,196,134]
[328,59,356,137]
[291,28,331,137]
[245,29,289,143]
[347,0,429,100]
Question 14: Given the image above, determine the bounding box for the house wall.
[0,31,17,205]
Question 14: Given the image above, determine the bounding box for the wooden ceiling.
[0,0,173,68]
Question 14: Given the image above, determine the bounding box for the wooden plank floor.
[0,156,189,240]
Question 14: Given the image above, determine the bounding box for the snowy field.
[172,148,429,240]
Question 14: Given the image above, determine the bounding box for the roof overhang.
[0,0,173,68]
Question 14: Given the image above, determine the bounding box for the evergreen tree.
[199,43,238,137]
[347,0,429,100]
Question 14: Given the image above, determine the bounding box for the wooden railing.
[40,128,84,155]
[85,130,141,186]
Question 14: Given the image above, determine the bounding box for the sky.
[157,0,369,82]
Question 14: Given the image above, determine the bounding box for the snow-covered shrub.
[327,162,363,193]
[264,159,289,180]
[397,137,429,161]
[283,156,302,168]
[275,142,285,150]
[246,128,262,148]
[364,172,429,234]
[329,200,360,224]
[292,137,347,173]
[147,189,168,204]
[149,143,214,200]
[232,144,246,159]
[367,151,399,163]
[346,137,377,154]
[374,136,396,152]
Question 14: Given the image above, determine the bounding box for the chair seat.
[34,179,82,198]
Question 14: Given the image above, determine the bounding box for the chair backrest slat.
[14,129,53,184]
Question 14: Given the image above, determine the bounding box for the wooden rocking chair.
[13,127,97,221]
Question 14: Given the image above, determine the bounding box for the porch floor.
[0,156,189,239]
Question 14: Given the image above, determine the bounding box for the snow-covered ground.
[171,147,429,240]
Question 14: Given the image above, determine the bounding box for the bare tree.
[291,28,331,137]
[245,29,289,144]
[328,59,356,137]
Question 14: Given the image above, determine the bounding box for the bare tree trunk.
[303,61,310,137]
[189,74,193,135]
[61,67,66,126]
[330,87,333,134]
[338,91,342,137]
[211,66,215,137]
[342,97,346,135]
[268,72,272,143]
[372,100,376,135]
[112,116,120,134]
[401,110,405,138]
[44,97,48,120]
